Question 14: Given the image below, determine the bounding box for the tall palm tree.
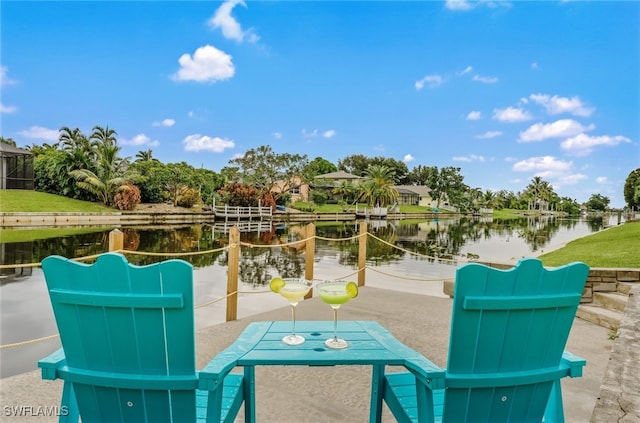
[357,165,398,207]
[136,149,154,162]
[526,176,553,211]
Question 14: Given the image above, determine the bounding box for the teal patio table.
[204,320,444,423]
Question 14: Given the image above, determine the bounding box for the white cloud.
[504,157,518,162]
[466,111,482,120]
[531,62,539,70]
[445,0,511,11]
[18,126,58,141]
[458,66,473,76]
[208,0,259,43]
[529,93,594,117]
[453,154,485,162]
[302,129,318,138]
[1,102,17,114]
[512,156,573,175]
[403,154,415,163]
[152,118,175,127]
[492,107,532,122]
[519,119,595,142]
[172,45,234,83]
[273,132,282,139]
[415,74,444,90]
[445,0,474,10]
[120,134,160,147]
[596,176,608,184]
[555,173,588,186]
[1,66,16,86]
[322,129,336,138]
[560,133,631,156]
[472,74,499,84]
[475,130,502,139]
[183,134,235,153]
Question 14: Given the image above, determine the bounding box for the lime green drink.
[316,281,358,349]
[318,284,351,305]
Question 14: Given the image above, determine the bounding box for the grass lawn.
[0,190,114,213]
[539,221,640,268]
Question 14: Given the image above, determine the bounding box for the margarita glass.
[270,277,312,345]
[316,280,358,349]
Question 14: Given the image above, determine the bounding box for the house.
[271,175,309,202]
[314,170,363,186]
[393,185,436,207]
[0,142,34,190]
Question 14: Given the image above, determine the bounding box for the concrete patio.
[0,286,617,422]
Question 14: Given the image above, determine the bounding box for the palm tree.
[136,149,154,162]
[58,126,96,170]
[357,165,398,207]
[70,168,126,206]
[526,176,553,211]
[332,180,357,203]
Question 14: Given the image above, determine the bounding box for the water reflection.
[0,215,613,287]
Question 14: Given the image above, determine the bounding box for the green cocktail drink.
[316,280,358,349]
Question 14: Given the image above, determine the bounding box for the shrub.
[114,182,141,211]
[311,190,328,205]
[177,187,201,208]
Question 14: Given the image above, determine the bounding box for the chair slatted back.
[444,258,589,422]
[42,253,198,423]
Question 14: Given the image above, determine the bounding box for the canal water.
[0,214,619,377]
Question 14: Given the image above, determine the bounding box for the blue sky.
[1,1,638,207]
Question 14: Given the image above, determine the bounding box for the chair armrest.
[38,348,67,380]
[403,355,447,390]
[360,321,447,390]
[561,350,586,378]
[198,321,271,391]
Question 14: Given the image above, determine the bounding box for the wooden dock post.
[108,228,124,252]
[226,226,240,321]
[304,222,316,298]
[358,221,367,286]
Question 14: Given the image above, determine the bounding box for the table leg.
[244,366,256,423]
[370,364,384,423]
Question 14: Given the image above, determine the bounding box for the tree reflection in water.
[1,216,612,286]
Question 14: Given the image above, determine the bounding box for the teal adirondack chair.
[38,253,245,423]
[382,258,589,423]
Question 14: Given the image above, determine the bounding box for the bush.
[177,187,201,208]
[311,190,328,205]
[114,182,141,211]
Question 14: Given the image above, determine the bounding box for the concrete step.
[617,282,636,296]
[593,292,629,313]
[577,304,621,330]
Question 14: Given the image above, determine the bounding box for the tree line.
[2,127,637,213]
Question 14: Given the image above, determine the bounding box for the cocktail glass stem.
[291,304,297,337]
[332,306,339,342]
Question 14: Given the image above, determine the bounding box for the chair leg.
[543,380,565,423]
[59,382,80,423]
